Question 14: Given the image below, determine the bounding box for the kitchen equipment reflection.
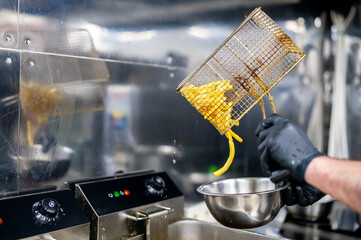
[17,49,110,185]
[287,195,334,222]
[20,80,107,123]
[10,144,74,181]
[0,50,20,193]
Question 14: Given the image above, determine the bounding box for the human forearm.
[305,155,361,214]
[256,114,361,210]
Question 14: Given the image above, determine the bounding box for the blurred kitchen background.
[0,0,361,228]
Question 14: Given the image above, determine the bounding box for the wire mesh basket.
[177,7,305,134]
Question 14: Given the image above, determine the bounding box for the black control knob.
[145,176,167,196]
[32,198,62,224]
[39,198,59,217]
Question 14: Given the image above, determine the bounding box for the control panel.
[0,189,89,240]
[76,171,183,216]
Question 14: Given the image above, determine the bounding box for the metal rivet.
[5,35,12,42]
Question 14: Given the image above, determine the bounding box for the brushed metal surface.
[197,177,289,229]
[21,223,90,240]
[168,219,281,240]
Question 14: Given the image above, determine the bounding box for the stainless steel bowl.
[197,177,289,229]
[10,144,74,181]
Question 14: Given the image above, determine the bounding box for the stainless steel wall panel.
[0,49,20,195]
[0,0,18,49]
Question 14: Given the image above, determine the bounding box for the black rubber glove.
[282,180,325,206]
[255,114,324,182]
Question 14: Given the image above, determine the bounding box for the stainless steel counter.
[185,201,361,240]
[169,219,282,240]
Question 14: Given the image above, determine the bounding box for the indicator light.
[124,190,130,196]
[0,218,3,225]
[114,191,120,197]
[108,193,114,198]
[119,191,124,196]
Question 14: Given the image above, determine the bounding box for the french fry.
[181,80,234,132]
[182,80,246,176]
[213,131,236,177]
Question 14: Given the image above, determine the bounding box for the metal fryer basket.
[177,7,305,134]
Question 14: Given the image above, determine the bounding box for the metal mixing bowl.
[197,177,289,229]
[10,144,74,181]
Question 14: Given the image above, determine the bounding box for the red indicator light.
[0,218,3,225]
[124,190,130,196]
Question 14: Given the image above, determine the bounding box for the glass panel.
[0,50,20,197]
[0,0,18,49]
[18,0,242,69]
[18,51,109,190]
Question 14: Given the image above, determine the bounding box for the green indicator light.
[114,191,120,197]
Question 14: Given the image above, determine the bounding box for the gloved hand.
[255,114,324,182]
[282,180,325,206]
